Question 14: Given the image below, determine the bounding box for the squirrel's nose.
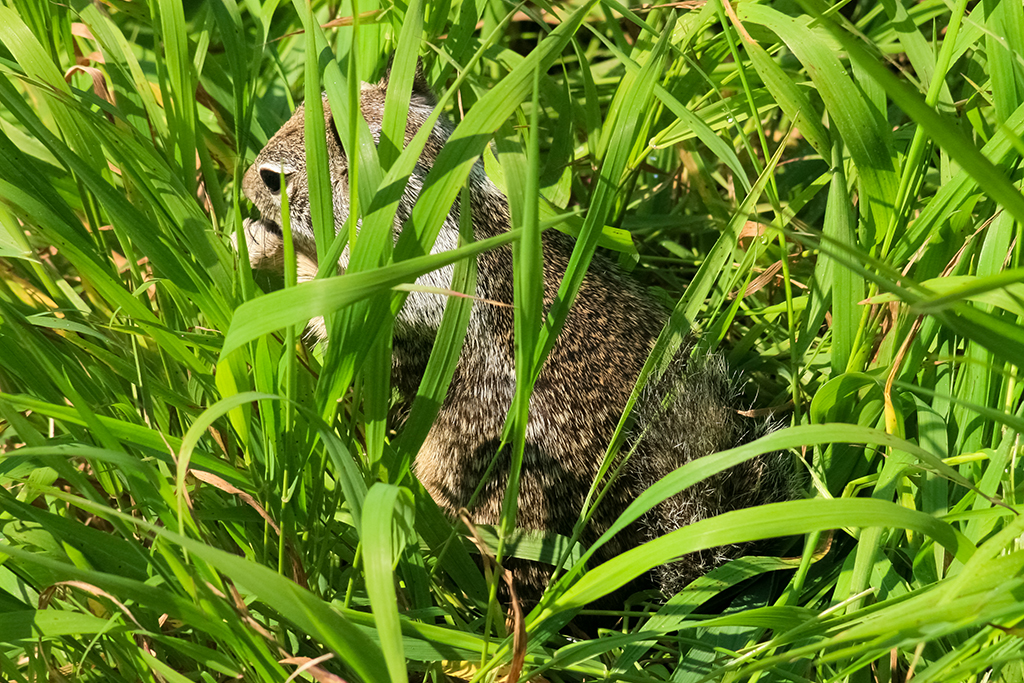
[241,164,258,203]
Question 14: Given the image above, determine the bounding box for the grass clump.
[1,0,1024,681]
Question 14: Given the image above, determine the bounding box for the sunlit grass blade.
[740,2,900,246]
[221,229,517,356]
[396,0,598,262]
[550,497,969,612]
[362,483,415,683]
[392,183,478,457]
[533,10,674,376]
[156,0,198,196]
[790,0,1024,226]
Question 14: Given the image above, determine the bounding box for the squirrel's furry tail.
[626,351,794,597]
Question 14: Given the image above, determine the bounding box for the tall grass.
[1,0,1023,680]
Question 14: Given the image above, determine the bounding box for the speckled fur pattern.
[238,70,793,603]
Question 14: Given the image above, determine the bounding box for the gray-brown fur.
[239,71,793,602]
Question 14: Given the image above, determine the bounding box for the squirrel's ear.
[380,56,437,106]
[411,62,436,106]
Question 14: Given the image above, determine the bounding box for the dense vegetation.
[1,0,1023,680]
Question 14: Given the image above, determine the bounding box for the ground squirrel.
[238,68,793,601]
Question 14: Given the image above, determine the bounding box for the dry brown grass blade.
[501,569,526,683]
[273,10,386,41]
[43,580,145,629]
[190,469,309,586]
[190,468,281,534]
[64,65,114,108]
[281,654,347,683]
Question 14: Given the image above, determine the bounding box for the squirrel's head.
[239,68,448,278]
[237,67,479,343]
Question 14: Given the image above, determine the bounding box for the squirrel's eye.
[260,168,283,195]
[257,163,295,197]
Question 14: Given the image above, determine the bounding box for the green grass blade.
[550,498,970,612]
[362,484,414,683]
[221,230,518,356]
